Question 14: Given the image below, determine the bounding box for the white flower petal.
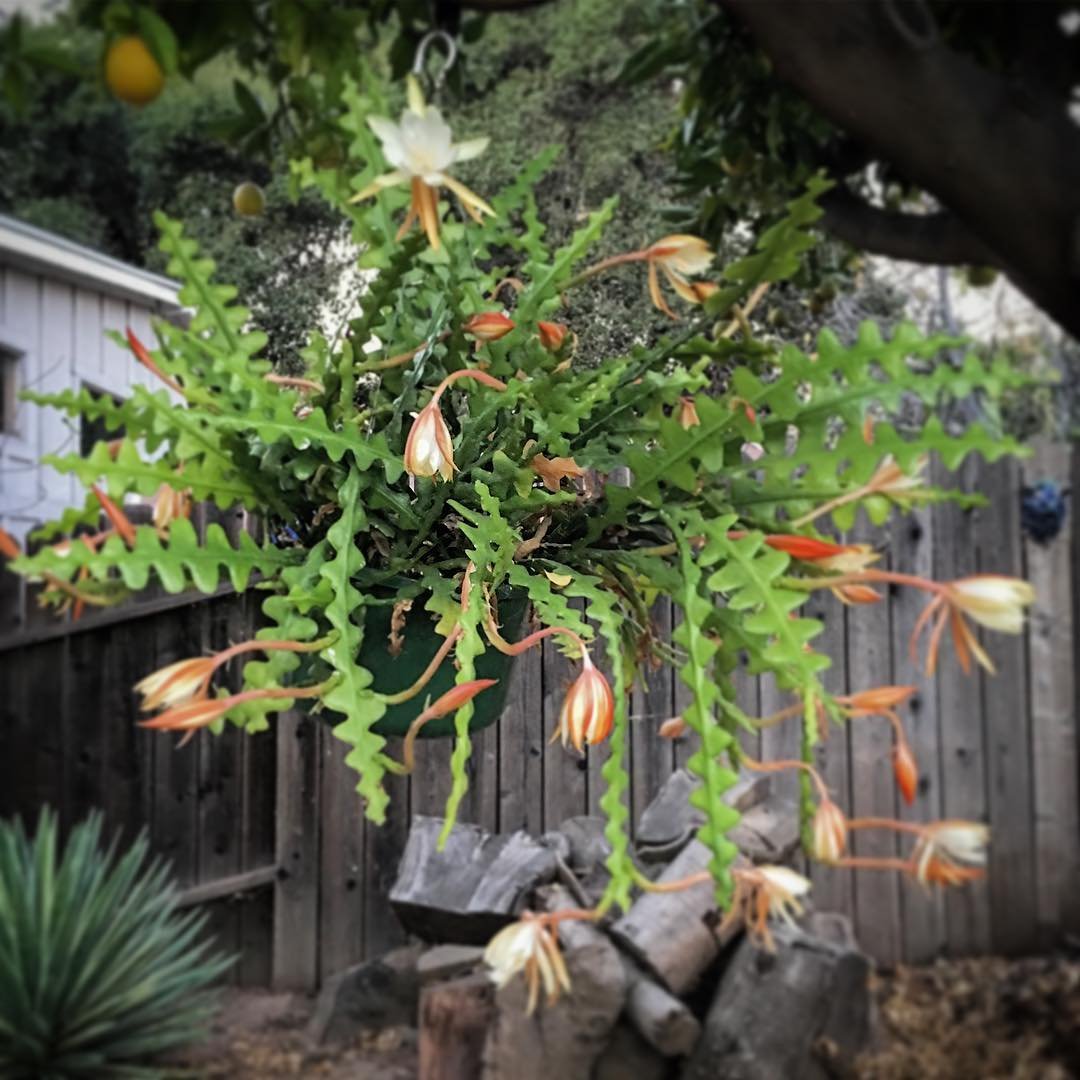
[367,115,409,171]
[452,136,490,163]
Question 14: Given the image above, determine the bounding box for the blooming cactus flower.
[135,656,217,712]
[351,76,493,249]
[554,651,615,752]
[724,865,812,951]
[912,821,988,889]
[403,400,456,482]
[484,914,571,1014]
[644,235,716,318]
[943,575,1035,634]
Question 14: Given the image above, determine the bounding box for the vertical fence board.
[363,768,410,960]
[319,733,366,979]
[978,458,1038,955]
[196,600,245,976]
[846,520,902,968]
[890,502,946,962]
[497,645,544,833]
[149,606,201,887]
[808,592,853,919]
[630,600,675,830]
[273,712,321,991]
[1024,440,1080,944]
[934,457,993,954]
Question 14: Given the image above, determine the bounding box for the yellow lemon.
[232,182,267,218]
[104,36,165,106]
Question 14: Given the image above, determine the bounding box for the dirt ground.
[856,954,1080,1080]
[165,953,1080,1078]
[163,991,418,1079]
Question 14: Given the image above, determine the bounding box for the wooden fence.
[1,444,1078,988]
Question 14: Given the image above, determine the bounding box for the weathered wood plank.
[630,599,675,832]
[196,597,246,978]
[845,516,902,968]
[362,768,410,960]
[273,711,321,990]
[890,501,945,962]
[1016,441,1079,946]
[148,604,201,887]
[318,730,366,979]
[807,590,854,921]
[497,642,544,833]
[933,456,992,954]
[978,457,1037,955]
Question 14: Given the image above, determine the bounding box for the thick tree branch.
[722,0,1080,337]
[820,190,997,268]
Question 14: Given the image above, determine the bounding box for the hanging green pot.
[359,589,528,739]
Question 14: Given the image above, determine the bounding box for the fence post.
[1026,438,1080,944]
[273,711,321,990]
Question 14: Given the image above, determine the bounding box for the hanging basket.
[360,589,529,739]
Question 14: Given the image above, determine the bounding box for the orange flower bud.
[422,678,498,720]
[0,527,20,560]
[91,485,137,547]
[764,535,852,561]
[658,716,687,739]
[893,738,919,805]
[404,401,456,482]
[554,652,614,753]
[842,685,917,714]
[126,327,184,395]
[677,396,701,430]
[139,695,235,734]
[537,321,568,352]
[811,798,847,863]
[463,312,516,341]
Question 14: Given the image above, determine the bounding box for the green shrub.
[0,809,230,1079]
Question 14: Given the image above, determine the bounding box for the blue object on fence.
[1020,481,1068,545]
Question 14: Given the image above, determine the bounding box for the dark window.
[0,349,18,434]
[79,383,125,457]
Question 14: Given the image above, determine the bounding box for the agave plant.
[0,809,230,1079]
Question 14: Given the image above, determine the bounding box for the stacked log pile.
[308,770,876,1079]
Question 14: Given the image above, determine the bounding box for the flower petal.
[349,169,408,203]
[452,136,490,163]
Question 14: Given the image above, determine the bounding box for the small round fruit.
[232,182,266,218]
[104,36,165,106]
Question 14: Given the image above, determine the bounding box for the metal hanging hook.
[412,30,458,96]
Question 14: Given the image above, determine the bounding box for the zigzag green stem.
[319,466,389,823]
[593,599,635,914]
[158,216,241,353]
[438,566,485,850]
[670,516,740,907]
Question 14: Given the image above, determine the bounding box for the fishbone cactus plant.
[3,73,1035,1002]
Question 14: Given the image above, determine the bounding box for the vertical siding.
[0,264,172,541]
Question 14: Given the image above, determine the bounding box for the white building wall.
[0,260,172,542]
